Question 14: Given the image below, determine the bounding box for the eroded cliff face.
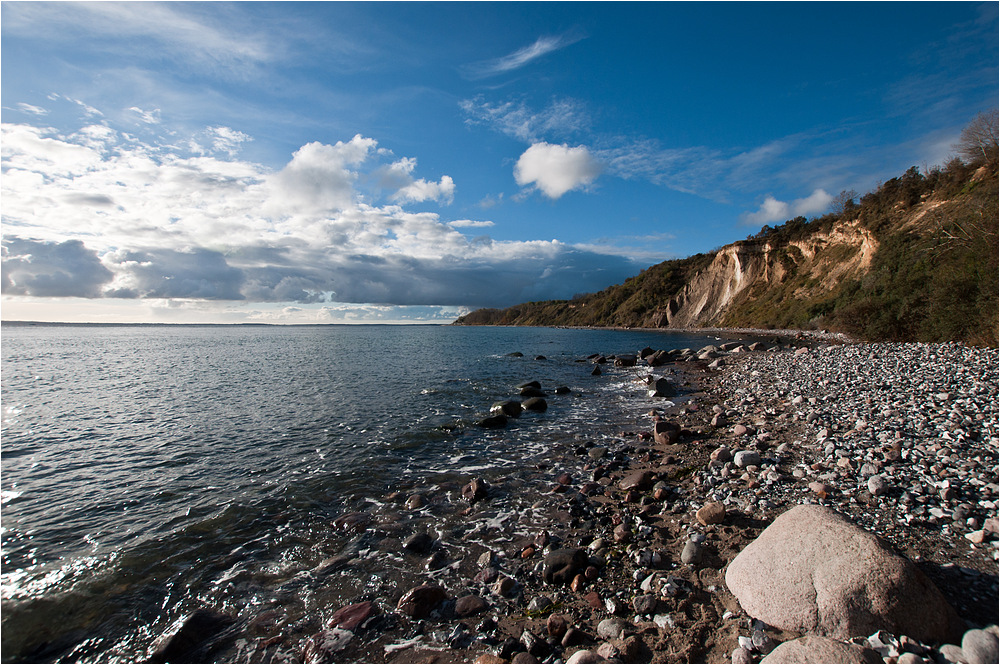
[649,219,878,328]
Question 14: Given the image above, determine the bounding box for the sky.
[1,1,997,324]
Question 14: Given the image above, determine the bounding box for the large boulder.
[760,636,882,664]
[725,505,963,643]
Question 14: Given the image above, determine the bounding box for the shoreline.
[152,337,998,664]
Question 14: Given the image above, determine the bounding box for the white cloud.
[460,97,589,143]
[128,107,162,125]
[743,188,834,225]
[16,103,48,116]
[463,30,586,79]
[1,120,641,310]
[514,142,603,199]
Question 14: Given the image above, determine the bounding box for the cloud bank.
[1,120,639,309]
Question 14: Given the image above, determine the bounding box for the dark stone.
[534,355,547,361]
[396,584,448,619]
[521,629,551,659]
[474,566,499,584]
[614,355,637,367]
[329,600,376,631]
[332,512,371,533]
[520,386,547,397]
[542,548,588,585]
[518,380,542,389]
[462,478,489,504]
[591,366,602,376]
[507,352,524,358]
[424,551,449,570]
[553,386,571,395]
[562,627,594,647]
[148,609,234,663]
[403,532,434,553]
[477,414,508,429]
[620,470,655,491]
[455,594,489,618]
[302,629,353,663]
[491,400,523,418]
[650,377,676,397]
[498,637,522,660]
[522,397,548,412]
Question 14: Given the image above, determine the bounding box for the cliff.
[455,160,998,346]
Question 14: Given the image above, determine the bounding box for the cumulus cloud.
[1,119,640,309]
[514,142,603,199]
[743,188,834,225]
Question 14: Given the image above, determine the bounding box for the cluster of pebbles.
[150,337,998,665]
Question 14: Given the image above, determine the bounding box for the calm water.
[1,324,744,662]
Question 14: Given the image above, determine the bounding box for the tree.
[955,109,999,166]
[835,189,859,215]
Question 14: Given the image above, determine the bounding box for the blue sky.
[2,1,997,323]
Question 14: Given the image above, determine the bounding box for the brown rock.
[463,478,489,504]
[328,600,375,631]
[405,494,426,509]
[332,512,371,533]
[570,574,586,592]
[653,421,681,445]
[512,653,538,664]
[455,594,488,618]
[613,523,631,543]
[475,655,506,664]
[546,614,568,638]
[725,505,964,642]
[696,502,726,526]
[620,470,655,491]
[396,584,448,619]
[493,576,516,597]
[808,481,834,498]
[760,635,882,663]
[584,591,602,609]
[542,549,588,585]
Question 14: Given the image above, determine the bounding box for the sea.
[0,323,758,662]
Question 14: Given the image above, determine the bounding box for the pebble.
[680,540,703,565]
[733,450,761,468]
[696,502,726,525]
[596,617,629,640]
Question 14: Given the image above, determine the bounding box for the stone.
[681,540,703,565]
[612,523,631,543]
[962,628,999,664]
[711,446,733,463]
[733,450,760,468]
[475,655,506,664]
[632,594,657,614]
[527,595,553,612]
[732,646,754,664]
[405,494,426,509]
[521,629,550,659]
[543,549,588,585]
[332,512,371,533]
[302,628,353,662]
[596,617,629,640]
[965,530,987,544]
[396,584,448,619]
[760,635,882,663]
[474,566,499,584]
[424,551,448,570]
[620,470,655,491]
[148,608,234,663]
[522,397,548,412]
[733,424,749,436]
[562,627,593,647]
[477,414,508,429]
[896,654,923,664]
[939,644,964,663]
[546,614,568,638]
[455,594,488,618]
[868,475,889,496]
[402,532,434,553]
[462,478,489,504]
[696,502,727,525]
[511,653,537,664]
[808,481,834,497]
[565,650,608,664]
[520,386,546,397]
[653,421,681,445]
[725,505,963,642]
[328,600,376,631]
[492,400,523,418]
[650,377,676,397]
[493,576,516,596]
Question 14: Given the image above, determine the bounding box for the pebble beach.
[151,336,999,664]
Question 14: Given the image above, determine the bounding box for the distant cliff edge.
[455,158,998,346]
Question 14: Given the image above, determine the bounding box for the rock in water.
[328,600,376,631]
[396,584,448,619]
[148,608,234,663]
[522,397,548,412]
[462,478,489,504]
[542,548,588,585]
[725,504,963,642]
[760,636,882,664]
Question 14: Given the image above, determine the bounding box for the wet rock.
[491,400,523,418]
[402,532,434,553]
[477,414,508,429]
[474,566,499,584]
[405,494,426,510]
[455,594,488,618]
[696,501,726,525]
[554,386,571,394]
[328,600,376,631]
[542,548,588,585]
[962,628,999,664]
[520,386,547,397]
[148,608,234,664]
[517,380,541,389]
[725,505,964,642]
[302,628,353,663]
[649,377,676,397]
[493,575,516,596]
[396,584,448,619]
[332,512,371,533]
[424,551,448,570]
[760,635,882,663]
[462,478,489,504]
[522,397,548,412]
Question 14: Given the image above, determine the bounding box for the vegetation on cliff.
[455,112,999,346]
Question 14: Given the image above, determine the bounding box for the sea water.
[1,324,751,662]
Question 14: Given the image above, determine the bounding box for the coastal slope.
[455,160,998,346]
